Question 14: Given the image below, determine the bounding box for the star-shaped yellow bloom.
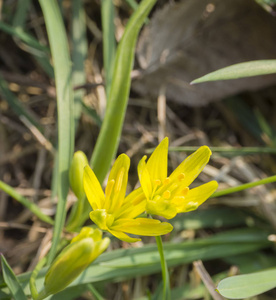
[83,154,173,243]
[138,137,218,219]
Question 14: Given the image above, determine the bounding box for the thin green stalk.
[0,180,54,225]
[155,146,276,155]
[29,257,47,300]
[212,175,276,198]
[90,0,157,184]
[12,0,31,28]
[101,0,116,100]
[86,283,105,300]
[39,0,74,264]
[155,236,171,300]
[0,21,48,53]
[0,74,43,132]
[72,0,87,130]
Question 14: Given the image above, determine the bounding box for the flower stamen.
[163,190,171,199]
[178,173,185,181]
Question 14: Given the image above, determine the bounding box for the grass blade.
[217,268,276,299]
[12,0,31,28]
[124,0,139,10]
[0,21,48,53]
[1,255,28,300]
[71,0,88,130]
[165,146,276,155]
[39,0,74,263]
[101,0,116,99]
[0,180,54,225]
[90,0,157,184]
[0,74,43,132]
[191,60,276,84]
[12,228,272,295]
[212,175,276,198]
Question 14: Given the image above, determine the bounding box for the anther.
[154,179,161,187]
[178,173,185,181]
[182,187,189,196]
[163,190,171,199]
[163,177,170,185]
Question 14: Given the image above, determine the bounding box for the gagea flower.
[138,137,218,219]
[83,154,173,243]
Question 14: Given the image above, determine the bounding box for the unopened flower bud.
[69,151,89,200]
[43,228,109,296]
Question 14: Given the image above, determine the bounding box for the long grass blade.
[191,60,276,84]
[0,21,48,53]
[0,180,54,225]
[165,146,276,155]
[0,74,43,132]
[101,0,116,99]
[71,0,87,130]
[13,228,271,295]
[1,255,28,300]
[39,0,74,264]
[90,0,157,184]
[12,0,31,28]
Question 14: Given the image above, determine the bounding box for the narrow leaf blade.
[191,60,276,84]
[1,255,28,300]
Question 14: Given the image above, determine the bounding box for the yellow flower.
[83,154,173,243]
[138,137,218,219]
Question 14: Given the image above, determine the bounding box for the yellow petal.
[112,218,173,236]
[89,210,114,231]
[146,138,168,183]
[169,146,211,187]
[83,165,105,210]
[177,181,218,213]
[138,156,153,199]
[107,154,130,212]
[89,237,110,262]
[108,229,141,243]
[114,198,146,220]
[146,199,177,219]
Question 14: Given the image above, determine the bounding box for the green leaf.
[1,255,28,300]
[0,74,43,132]
[101,0,116,99]
[217,268,276,299]
[71,0,88,131]
[0,21,48,53]
[191,60,276,84]
[13,228,271,296]
[39,0,74,264]
[90,0,157,184]
[0,180,54,225]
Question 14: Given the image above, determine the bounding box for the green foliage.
[217,268,276,299]
[38,0,74,264]
[192,60,276,84]
[1,255,28,300]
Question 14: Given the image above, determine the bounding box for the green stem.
[86,283,105,300]
[154,146,276,155]
[90,0,157,184]
[30,257,48,300]
[155,236,171,300]
[212,175,276,198]
[0,180,54,225]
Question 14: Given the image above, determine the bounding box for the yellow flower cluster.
[83,138,218,243]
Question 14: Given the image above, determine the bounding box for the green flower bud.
[69,151,89,200]
[43,228,110,296]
